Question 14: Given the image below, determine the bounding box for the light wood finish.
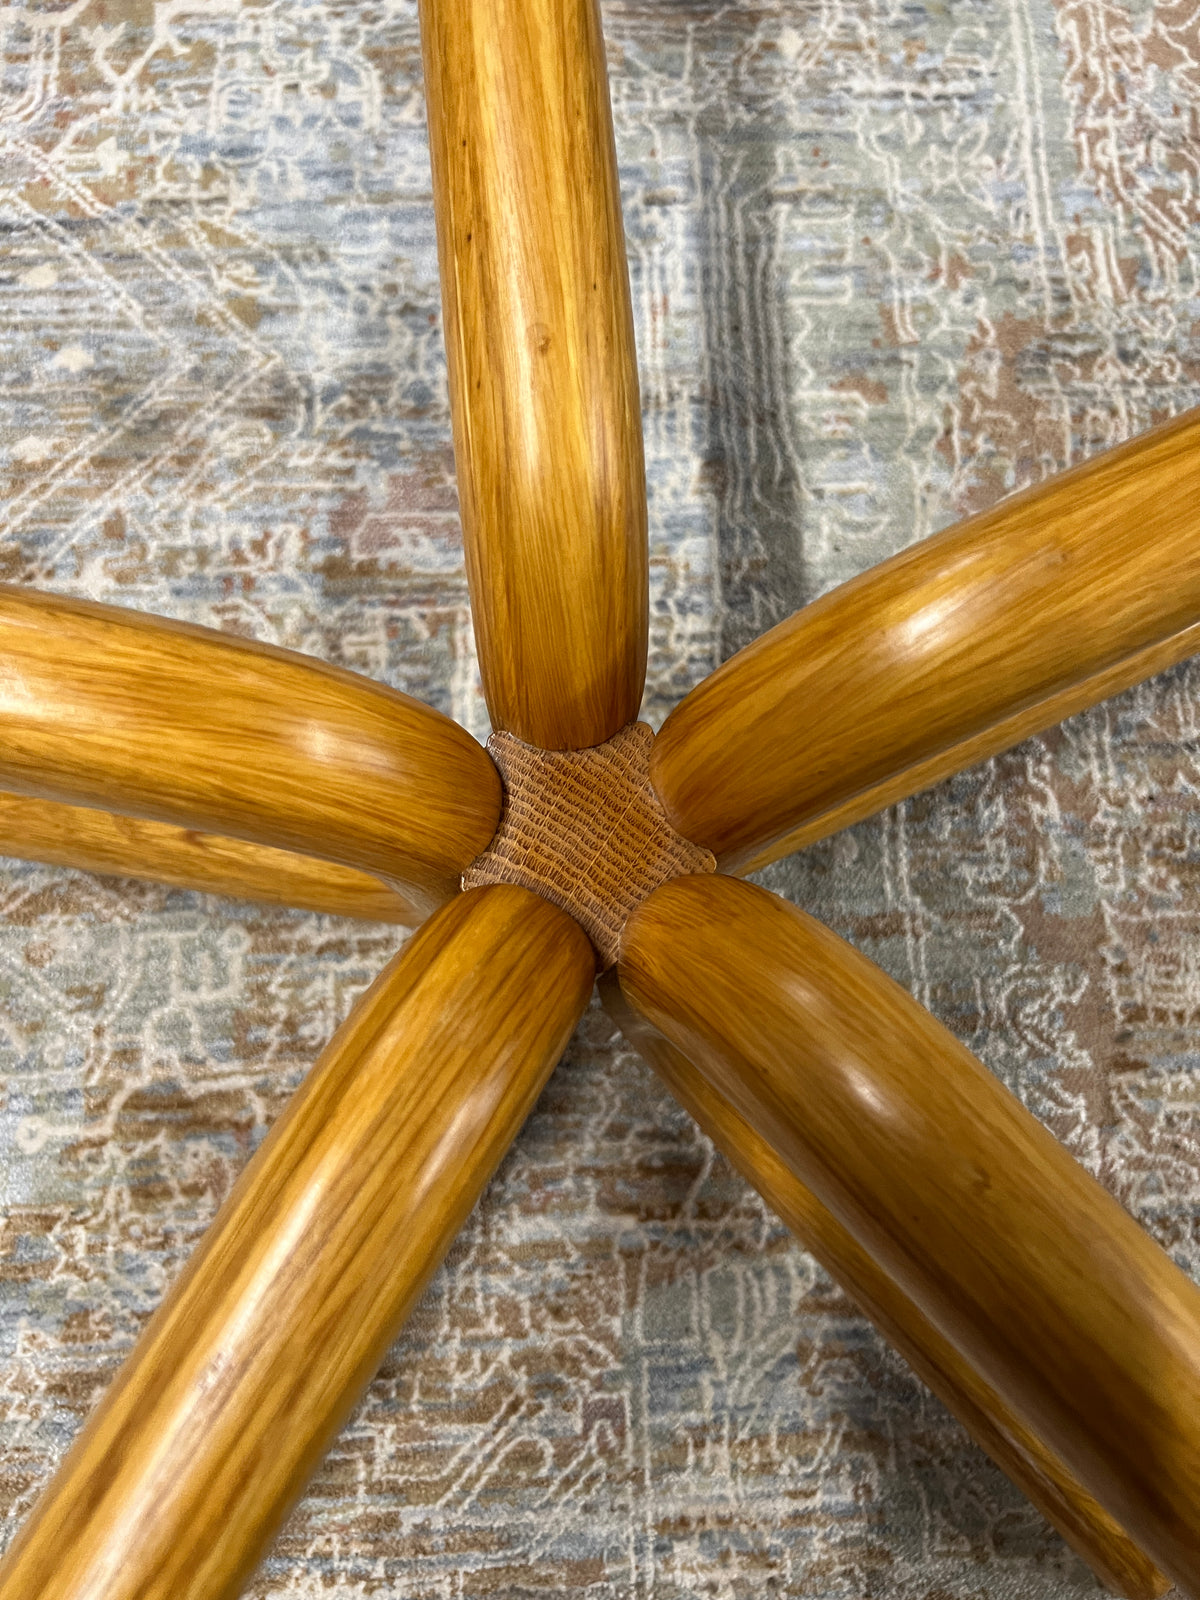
[0,585,500,915]
[420,0,648,750]
[463,723,714,967]
[599,974,1169,1600]
[650,409,1200,874]
[0,790,417,923]
[0,884,594,1600]
[731,618,1200,873]
[619,873,1200,1598]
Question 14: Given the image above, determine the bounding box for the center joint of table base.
[462,722,715,968]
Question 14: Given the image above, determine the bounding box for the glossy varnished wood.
[0,586,500,913]
[0,885,594,1600]
[420,0,648,750]
[650,409,1200,874]
[620,873,1200,1597]
[599,975,1168,1600]
[0,791,417,923]
[729,619,1200,872]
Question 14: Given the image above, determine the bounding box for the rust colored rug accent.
[1,0,1199,1596]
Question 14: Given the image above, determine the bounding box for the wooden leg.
[598,972,1168,1600]
[0,885,594,1600]
[619,873,1200,1598]
[648,408,1200,874]
[0,585,500,913]
[420,0,647,750]
[0,791,419,923]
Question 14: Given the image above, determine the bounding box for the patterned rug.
[2,0,1199,1594]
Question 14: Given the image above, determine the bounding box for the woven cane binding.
[462,721,716,968]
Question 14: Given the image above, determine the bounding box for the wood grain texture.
[0,790,418,923]
[619,873,1200,1598]
[0,585,501,915]
[419,0,648,750]
[0,883,594,1600]
[463,723,714,967]
[599,973,1169,1600]
[730,618,1200,873]
[650,408,1200,874]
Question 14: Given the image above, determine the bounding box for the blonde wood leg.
[600,972,1169,1600]
[0,885,593,1600]
[0,790,420,923]
[649,409,1200,874]
[420,0,647,750]
[0,585,500,914]
[620,873,1200,1597]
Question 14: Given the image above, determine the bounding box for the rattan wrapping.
[462,722,715,967]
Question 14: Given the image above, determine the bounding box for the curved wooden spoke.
[650,409,1200,874]
[0,585,501,914]
[599,973,1168,1600]
[619,873,1200,1597]
[420,0,648,750]
[0,884,594,1600]
[0,791,418,923]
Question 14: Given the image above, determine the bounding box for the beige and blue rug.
[2,0,1200,1593]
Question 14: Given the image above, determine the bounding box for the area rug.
[1,0,1199,1594]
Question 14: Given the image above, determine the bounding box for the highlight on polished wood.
[618,872,1200,1597]
[0,585,500,914]
[420,0,648,750]
[649,408,1200,874]
[0,886,594,1600]
[599,973,1171,1600]
[0,791,418,923]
